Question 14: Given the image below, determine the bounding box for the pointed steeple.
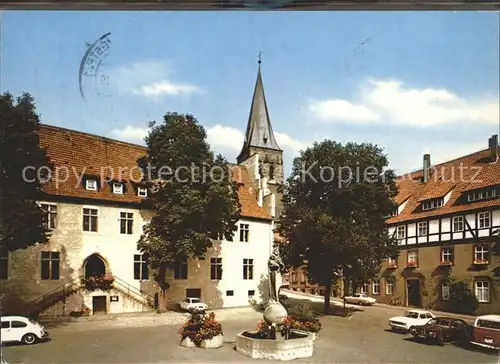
[237,57,281,163]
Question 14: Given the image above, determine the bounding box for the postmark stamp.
[78,32,112,100]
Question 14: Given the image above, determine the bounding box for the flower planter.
[200,334,223,348]
[180,336,196,348]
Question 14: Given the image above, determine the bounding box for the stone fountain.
[236,245,314,360]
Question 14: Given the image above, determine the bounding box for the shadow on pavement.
[288,297,364,317]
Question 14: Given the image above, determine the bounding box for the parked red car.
[409,316,471,345]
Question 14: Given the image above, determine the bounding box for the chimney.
[423,154,431,182]
[490,134,498,162]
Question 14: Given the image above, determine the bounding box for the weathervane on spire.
[258,51,262,65]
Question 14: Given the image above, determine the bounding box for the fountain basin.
[236,330,314,361]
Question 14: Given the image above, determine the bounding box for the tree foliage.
[137,112,241,309]
[277,140,399,313]
[0,92,52,252]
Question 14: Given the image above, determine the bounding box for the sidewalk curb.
[282,289,477,322]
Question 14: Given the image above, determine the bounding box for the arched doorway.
[84,254,106,278]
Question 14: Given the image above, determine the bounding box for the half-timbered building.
[374,135,500,314]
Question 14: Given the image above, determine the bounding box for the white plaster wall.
[429,220,439,234]
[216,218,272,307]
[441,217,451,233]
[38,200,153,291]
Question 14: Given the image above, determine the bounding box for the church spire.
[237,55,281,164]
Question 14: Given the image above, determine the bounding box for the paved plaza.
[2,296,499,364]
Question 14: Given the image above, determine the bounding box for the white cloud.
[109,126,148,145]
[309,99,380,123]
[110,124,307,174]
[206,125,245,153]
[309,78,499,126]
[110,60,202,98]
[134,82,200,96]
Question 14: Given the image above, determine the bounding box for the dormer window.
[86,179,97,191]
[422,198,443,211]
[387,208,398,217]
[113,183,123,194]
[138,187,148,198]
[468,186,499,202]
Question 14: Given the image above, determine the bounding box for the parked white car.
[343,293,377,306]
[389,309,435,332]
[1,316,48,345]
[179,297,208,311]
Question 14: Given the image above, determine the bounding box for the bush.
[179,310,223,346]
[289,303,317,320]
[445,280,479,315]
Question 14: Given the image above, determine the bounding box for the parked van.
[470,314,500,350]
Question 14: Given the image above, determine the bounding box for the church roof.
[238,64,281,161]
[38,124,271,220]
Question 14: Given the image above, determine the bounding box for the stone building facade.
[0,64,283,317]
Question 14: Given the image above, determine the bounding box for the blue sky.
[2,11,499,176]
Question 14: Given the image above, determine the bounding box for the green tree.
[137,112,241,311]
[0,92,52,253]
[277,140,399,313]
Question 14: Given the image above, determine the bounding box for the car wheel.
[22,333,37,345]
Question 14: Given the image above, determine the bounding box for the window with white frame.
[474,245,489,263]
[239,224,249,242]
[386,279,394,295]
[407,250,418,264]
[41,204,57,229]
[441,247,452,263]
[396,226,406,240]
[478,212,491,229]
[388,256,397,267]
[138,187,148,197]
[422,198,443,211]
[475,280,490,303]
[174,258,188,279]
[441,283,450,300]
[210,257,223,280]
[120,212,133,234]
[85,179,97,191]
[417,221,428,236]
[452,216,464,232]
[133,254,149,280]
[243,258,253,280]
[468,187,499,202]
[82,208,98,232]
[372,280,380,295]
[360,283,368,294]
[113,183,123,194]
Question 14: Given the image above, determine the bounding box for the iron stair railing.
[21,275,157,317]
[111,276,156,308]
[23,276,82,317]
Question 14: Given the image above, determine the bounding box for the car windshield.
[404,311,419,319]
[28,319,38,325]
[192,299,201,303]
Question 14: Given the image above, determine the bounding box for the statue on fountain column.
[268,244,285,302]
[264,244,288,325]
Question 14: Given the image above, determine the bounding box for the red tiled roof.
[387,146,500,224]
[38,124,271,220]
